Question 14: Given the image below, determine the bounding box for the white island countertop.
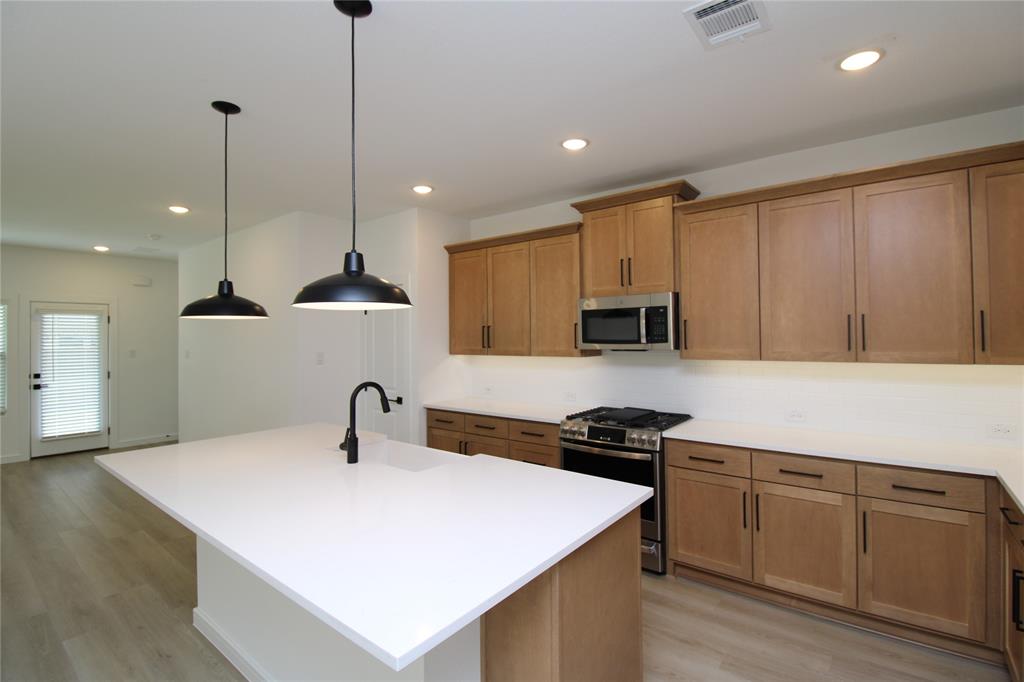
[95,423,650,671]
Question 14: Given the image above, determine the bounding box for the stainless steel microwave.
[577,293,679,351]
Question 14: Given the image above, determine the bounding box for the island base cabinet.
[752,481,857,608]
[858,497,986,641]
[667,467,752,580]
[484,509,642,682]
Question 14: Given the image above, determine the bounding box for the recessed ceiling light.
[412,185,433,195]
[561,138,589,151]
[168,205,190,214]
[93,245,110,253]
[840,50,882,72]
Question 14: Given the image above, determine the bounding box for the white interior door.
[359,274,412,443]
[31,302,110,457]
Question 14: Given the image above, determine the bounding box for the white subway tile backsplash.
[465,355,1024,447]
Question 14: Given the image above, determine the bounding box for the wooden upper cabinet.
[853,171,974,364]
[759,189,856,362]
[678,204,760,360]
[449,250,488,355]
[581,206,628,297]
[487,243,531,356]
[531,233,588,356]
[971,159,1024,365]
[625,197,676,294]
[858,497,986,641]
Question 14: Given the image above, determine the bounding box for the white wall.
[178,209,471,445]
[464,106,1024,448]
[1,245,179,461]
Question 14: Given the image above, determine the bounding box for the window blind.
[0,304,7,413]
[38,312,103,439]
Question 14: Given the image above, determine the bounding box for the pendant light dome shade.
[180,101,268,320]
[292,1,413,312]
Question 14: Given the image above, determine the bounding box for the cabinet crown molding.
[444,222,581,254]
[570,180,701,214]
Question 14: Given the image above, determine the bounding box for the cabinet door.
[581,206,628,297]
[427,428,465,455]
[487,243,531,356]
[464,434,508,458]
[449,250,488,355]
[531,233,583,356]
[858,497,986,640]
[971,159,1024,365]
[678,204,760,360]
[853,171,973,364]
[759,190,856,362]
[753,481,856,607]
[1005,533,1024,681]
[625,197,675,294]
[667,467,751,580]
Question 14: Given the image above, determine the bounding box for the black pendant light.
[180,101,269,320]
[292,1,413,311]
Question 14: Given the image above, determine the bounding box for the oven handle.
[560,441,653,462]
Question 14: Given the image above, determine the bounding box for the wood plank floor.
[1,450,1011,682]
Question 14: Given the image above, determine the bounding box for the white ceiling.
[2,1,1022,259]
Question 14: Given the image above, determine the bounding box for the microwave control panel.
[645,306,670,344]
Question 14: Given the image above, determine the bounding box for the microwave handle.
[639,307,647,344]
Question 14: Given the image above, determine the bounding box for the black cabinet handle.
[574,322,578,350]
[486,325,492,349]
[474,424,496,431]
[1002,507,1022,526]
[619,259,624,287]
[980,309,987,353]
[861,313,867,352]
[683,319,689,351]
[742,491,748,529]
[689,455,725,464]
[755,493,760,532]
[435,418,454,425]
[481,325,486,349]
[520,431,546,438]
[627,257,633,286]
[1014,569,1024,632]
[862,510,868,553]
[458,440,465,454]
[892,483,946,496]
[779,468,824,479]
[847,314,852,352]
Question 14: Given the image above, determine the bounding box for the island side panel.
[483,509,642,682]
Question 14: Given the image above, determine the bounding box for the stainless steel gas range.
[559,406,691,574]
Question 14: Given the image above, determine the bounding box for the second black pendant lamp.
[180,101,269,320]
[292,1,413,311]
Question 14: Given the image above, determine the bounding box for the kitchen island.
[95,423,650,681]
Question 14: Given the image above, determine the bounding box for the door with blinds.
[31,303,109,456]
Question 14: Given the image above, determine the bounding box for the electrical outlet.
[988,423,1017,440]
[785,409,807,424]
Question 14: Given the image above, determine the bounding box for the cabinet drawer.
[666,440,750,478]
[509,442,560,468]
[857,465,985,513]
[752,451,855,494]
[465,434,508,458]
[426,409,465,432]
[508,420,560,447]
[464,414,509,438]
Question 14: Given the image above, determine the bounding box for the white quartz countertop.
[94,423,650,671]
[664,419,1024,507]
[423,398,578,425]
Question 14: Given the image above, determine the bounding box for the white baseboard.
[192,607,269,682]
[0,453,29,465]
[112,434,179,449]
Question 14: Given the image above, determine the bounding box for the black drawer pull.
[474,424,496,431]
[862,510,868,554]
[435,418,454,424]
[980,309,987,353]
[689,455,725,465]
[1002,507,1022,526]
[1014,569,1024,632]
[847,314,852,352]
[619,259,624,287]
[779,468,824,479]
[520,431,546,438]
[891,483,946,496]
[755,493,761,532]
[861,313,867,352]
[742,491,747,529]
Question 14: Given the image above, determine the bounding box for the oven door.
[560,440,662,542]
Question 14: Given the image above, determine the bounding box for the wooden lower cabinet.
[752,481,857,608]
[1005,531,1024,681]
[508,441,560,468]
[667,466,751,580]
[427,427,464,454]
[465,434,508,458]
[858,496,986,641]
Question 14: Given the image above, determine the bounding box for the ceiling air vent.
[684,0,770,49]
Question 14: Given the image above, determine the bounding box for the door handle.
[574,322,578,350]
[754,493,760,532]
[778,468,824,479]
[32,383,48,390]
[862,510,868,554]
[683,319,688,351]
[742,491,747,529]
[891,483,946,496]
[847,314,852,352]
[619,259,624,287]
[861,313,867,352]
[1013,569,1024,632]
[980,309,987,353]
[481,325,486,349]
[487,325,492,349]
[1002,507,1022,526]
[627,257,633,286]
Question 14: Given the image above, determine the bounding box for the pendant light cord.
[223,110,229,281]
[350,13,357,251]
